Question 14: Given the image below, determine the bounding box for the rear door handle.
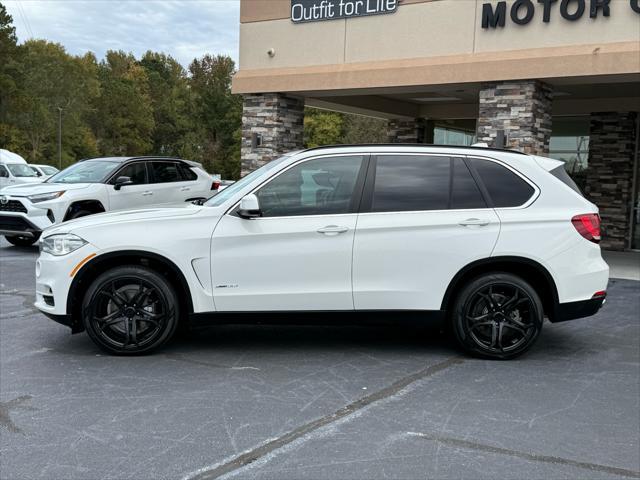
[317,225,349,235]
[142,191,153,197]
[459,218,490,227]
[180,186,191,191]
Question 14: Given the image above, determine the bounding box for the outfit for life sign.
[291,0,398,23]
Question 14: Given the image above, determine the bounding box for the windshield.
[7,164,38,177]
[41,166,58,175]
[205,155,291,207]
[47,161,119,184]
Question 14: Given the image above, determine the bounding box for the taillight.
[571,213,601,244]
[211,180,220,191]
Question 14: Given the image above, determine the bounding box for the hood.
[45,203,204,235]
[0,182,91,196]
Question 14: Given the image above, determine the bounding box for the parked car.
[0,149,43,189]
[0,156,214,246]
[29,164,60,180]
[211,179,235,193]
[33,145,608,359]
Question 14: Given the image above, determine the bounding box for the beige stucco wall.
[239,0,640,70]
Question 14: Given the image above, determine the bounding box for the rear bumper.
[551,294,606,323]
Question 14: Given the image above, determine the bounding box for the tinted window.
[114,162,147,185]
[472,159,535,208]
[179,164,197,181]
[372,155,450,212]
[0,165,8,177]
[451,158,486,209]
[150,162,181,183]
[257,155,364,217]
[550,165,583,196]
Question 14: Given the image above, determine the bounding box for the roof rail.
[301,144,529,156]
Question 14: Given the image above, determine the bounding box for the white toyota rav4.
[0,156,214,246]
[34,145,609,359]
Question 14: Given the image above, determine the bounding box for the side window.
[179,164,197,181]
[372,155,450,212]
[0,166,8,178]
[113,162,147,185]
[150,162,181,183]
[451,158,486,209]
[256,155,364,217]
[472,158,535,208]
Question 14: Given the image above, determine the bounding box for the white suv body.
[0,156,213,246]
[33,145,609,359]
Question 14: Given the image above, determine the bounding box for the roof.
[81,156,197,164]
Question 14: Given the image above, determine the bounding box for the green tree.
[92,50,154,156]
[342,113,387,144]
[189,54,242,178]
[303,107,344,148]
[0,2,25,151]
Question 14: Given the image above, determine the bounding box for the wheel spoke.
[490,322,498,347]
[131,285,153,306]
[98,316,125,330]
[467,312,491,322]
[130,318,138,346]
[469,320,494,331]
[497,322,505,350]
[502,323,527,336]
[500,290,519,310]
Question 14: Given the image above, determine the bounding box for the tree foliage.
[0,4,387,177]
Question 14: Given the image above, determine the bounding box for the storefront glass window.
[549,116,591,190]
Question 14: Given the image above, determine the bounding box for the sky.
[4,0,240,67]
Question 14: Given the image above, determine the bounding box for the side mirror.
[113,176,132,191]
[238,194,261,218]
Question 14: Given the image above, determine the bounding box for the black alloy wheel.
[82,266,179,355]
[452,273,543,360]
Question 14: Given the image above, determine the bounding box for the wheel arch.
[67,250,194,333]
[63,200,105,221]
[441,256,559,320]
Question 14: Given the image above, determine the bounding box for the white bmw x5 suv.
[0,156,214,246]
[34,145,609,359]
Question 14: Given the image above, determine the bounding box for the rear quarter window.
[471,159,535,208]
[550,165,583,196]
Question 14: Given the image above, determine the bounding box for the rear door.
[352,154,500,311]
[147,161,186,205]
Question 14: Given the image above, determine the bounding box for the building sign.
[291,0,398,23]
[481,0,640,28]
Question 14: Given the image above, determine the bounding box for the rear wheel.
[4,233,40,247]
[451,273,543,360]
[82,266,179,355]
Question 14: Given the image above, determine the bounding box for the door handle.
[459,218,490,227]
[142,191,153,197]
[180,186,191,191]
[317,225,349,235]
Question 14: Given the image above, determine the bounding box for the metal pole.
[57,107,62,169]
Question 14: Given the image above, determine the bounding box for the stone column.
[584,112,638,251]
[387,118,423,143]
[476,80,553,155]
[241,93,305,176]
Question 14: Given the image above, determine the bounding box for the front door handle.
[142,191,153,197]
[317,225,349,235]
[459,218,490,227]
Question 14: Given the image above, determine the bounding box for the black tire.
[82,266,180,355]
[67,209,93,220]
[4,233,40,247]
[451,273,543,360]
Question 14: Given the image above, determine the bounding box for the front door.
[108,161,152,211]
[0,166,9,190]
[211,154,367,311]
[353,154,501,311]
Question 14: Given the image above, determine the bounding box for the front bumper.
[0,196,63,237]
[34,243,99,326]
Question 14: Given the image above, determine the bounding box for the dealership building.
[232,0,640,250]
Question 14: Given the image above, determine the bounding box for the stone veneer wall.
[387,118,423,143]
[477,80,553,155]
[241,93,304,176]
[584,112,638,251]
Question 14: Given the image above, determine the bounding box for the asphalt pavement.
[1,237,639,480]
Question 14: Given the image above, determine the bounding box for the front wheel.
[4,233,40,247]
[451,273,543,360]
[82,266,180,355]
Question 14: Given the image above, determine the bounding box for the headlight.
[40,234,87,256]
[28,191,65,203]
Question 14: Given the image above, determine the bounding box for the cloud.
[4,0,240,67]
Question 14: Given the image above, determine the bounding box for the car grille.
[0,200,27,213]
[0,216,34,232]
